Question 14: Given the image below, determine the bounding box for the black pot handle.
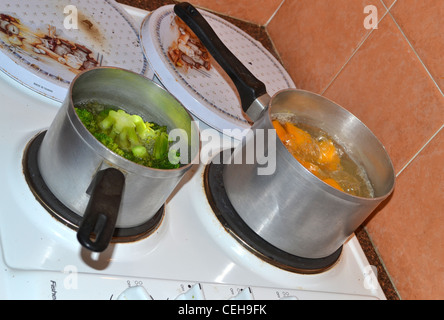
[77,168,125,252]
[174,2,269,121]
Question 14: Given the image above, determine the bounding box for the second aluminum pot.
[38,67,200,252]
[175,3,395,259]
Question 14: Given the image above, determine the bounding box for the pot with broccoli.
[37,67,200,252]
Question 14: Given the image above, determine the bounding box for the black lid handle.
[174,2,269,121]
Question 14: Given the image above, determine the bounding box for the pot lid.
[140,5,295,138]
[0,0,151,102]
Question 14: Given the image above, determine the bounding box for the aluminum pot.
[175,3,395,259]
[38,67,200,252]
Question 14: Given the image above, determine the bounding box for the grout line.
[381,0,398,11]
[382,0,444,177]
[319,7,391,96]
[362,226,402,300]
[264,0,286,27]
[385,9,444,97]
[264,28,285,65]
[396,124,444,177]
[319,29,373,96]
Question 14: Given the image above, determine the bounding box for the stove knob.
[175,283,205,300]
[117,286,153,300]
[230,287,254,300]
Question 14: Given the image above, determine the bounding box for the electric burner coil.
[204,151,342,274]
[22,131,164,243]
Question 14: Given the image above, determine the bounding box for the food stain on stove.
[77,11,106,49]
[167,16,212,72]
[0,12,103,74]
[81,19,93,30]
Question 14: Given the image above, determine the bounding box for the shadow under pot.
[37,67,200,252]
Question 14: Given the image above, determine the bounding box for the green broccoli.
[75,108,98,132]
[153,131,169,160]
[131,145,148,159]
[152,150,181,169]
[74,103,180,170]
[93,132,132,160]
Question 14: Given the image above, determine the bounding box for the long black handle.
[77,168,125,252]
[174,2,269,120]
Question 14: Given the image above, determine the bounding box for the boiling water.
[272,115,374,198]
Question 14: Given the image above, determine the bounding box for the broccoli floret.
[74,104,181,170]
[98,110,139,150]
[98,109,162,151]
[93,132,134,160]
[152,150,180,169]
[153,131,169,160]
[97,108,113,122]
[132,145,148,159]
[75,108,98,132]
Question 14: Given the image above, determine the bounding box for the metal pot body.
[38,67,200,229]
[223,90,395,259]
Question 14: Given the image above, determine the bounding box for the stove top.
[0,4,385,300]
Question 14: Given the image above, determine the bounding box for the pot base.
[23,131,164,243]
[204,151,342,274]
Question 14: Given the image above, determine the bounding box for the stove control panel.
[115,280,374,300]
[4,269,378,300]
[110,276,374,301]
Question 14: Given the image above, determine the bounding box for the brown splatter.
[76,11,106,48]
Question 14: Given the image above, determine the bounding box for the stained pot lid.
[0,0,151,102]
[140,5,295,139]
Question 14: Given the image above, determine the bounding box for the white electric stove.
[0,4,385,300]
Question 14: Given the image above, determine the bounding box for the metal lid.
[140,5,295,139]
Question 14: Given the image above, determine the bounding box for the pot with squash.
[175,3,395,259]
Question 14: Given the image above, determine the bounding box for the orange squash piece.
[272,120,288,142]
[298,159,322,178]
[317,139,340,171]
[323,178,344,192]
[284,122,312,146]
